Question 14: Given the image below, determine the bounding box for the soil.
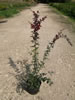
[0,4,75,100]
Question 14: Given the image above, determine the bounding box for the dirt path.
[0,4,75,100]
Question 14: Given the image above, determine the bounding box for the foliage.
[49,3,75,19]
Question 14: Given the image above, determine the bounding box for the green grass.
[0,2,35,18]
[49,3,75,20]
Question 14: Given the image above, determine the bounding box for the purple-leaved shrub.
[10,11,72,95]
[29,10,72,74]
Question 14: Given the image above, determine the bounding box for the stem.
[40,30,72,69]
[31,31,39,74]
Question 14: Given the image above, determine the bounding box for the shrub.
[9,11,72,95]
[50,3,75,19]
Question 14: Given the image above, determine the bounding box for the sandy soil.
[0,4,75,100]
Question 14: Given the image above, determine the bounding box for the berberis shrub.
[10,11,72,95]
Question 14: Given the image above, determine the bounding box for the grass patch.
[0,2,36,18]
[49,3,75,20]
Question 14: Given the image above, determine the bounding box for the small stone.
[67,93,69,96]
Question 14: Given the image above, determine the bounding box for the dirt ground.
[0,4,75,100]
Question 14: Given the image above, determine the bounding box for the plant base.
[21,75,41,95]
[25,86,40,95]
